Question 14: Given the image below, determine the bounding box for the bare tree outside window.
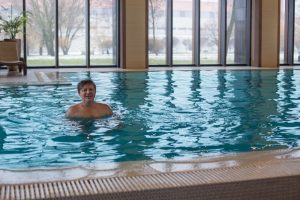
[27,0,85,66]
[148,0,167,65]
[58,0,84,56]
[149,0,164,55]
[90,0,117,65]
[28,0,55,56]
[58,0,85,66]
[200,0,220,64]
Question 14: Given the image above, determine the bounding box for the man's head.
[77,80,97,105]
[77,79,96,93]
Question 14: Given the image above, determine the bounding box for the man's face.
[79,83,96,104]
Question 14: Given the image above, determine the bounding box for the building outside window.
[148,0,251,67]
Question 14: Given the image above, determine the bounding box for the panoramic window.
[58,0,86,66]
[148,0,251,66]
[173,0,193,64]
[280,0,287,64]
[148,0,168,65]
[1,0,118,68]
[0,0,23,55]
[200,0,220,64]
[0,0,22,40]
[226,0,248,65]
[27,0,56,67]
[280,0,300,65]
[90,0,118,66]
[294,0,300,64]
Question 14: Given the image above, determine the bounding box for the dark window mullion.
[219,0,227,66]
[287,0,295,65]
[245,0,252,65]
[23,0,27,63]
[86,0,90,68]
[193,0,200,66]
[167,0,173,66]
[115,0,120,67]
[55,0,59,68]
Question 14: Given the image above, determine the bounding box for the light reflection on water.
[0,69,300,169]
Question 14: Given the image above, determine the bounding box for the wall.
[120,0,148,69]
[252,0,280,68]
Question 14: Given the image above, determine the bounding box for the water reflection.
[109,72,154,162]
[0,126,6,152]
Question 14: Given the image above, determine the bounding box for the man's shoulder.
[95,102,113,115]
[96,102,110,108]
[68,103,81,110]
[66,103,81,117]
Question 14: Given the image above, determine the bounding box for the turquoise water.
[0,70,300,169]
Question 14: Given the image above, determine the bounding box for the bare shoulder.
[97,103,113,115]
[65,104,81,117]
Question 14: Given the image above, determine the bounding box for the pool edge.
[1,148,300,199]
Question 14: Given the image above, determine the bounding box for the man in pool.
[66,79,113,119]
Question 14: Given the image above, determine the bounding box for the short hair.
[77,79,96,93]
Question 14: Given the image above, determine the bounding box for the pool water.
[0,70,300,169]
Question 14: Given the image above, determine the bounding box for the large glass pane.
[226,0,247,64]
[58,0,86,66]
[148,0,167,65]
[0,0,22,40]
[90,0,117,66]
[200,0,220,65]
[280,0,286,64]
[173,0,193,65]
[0,0,23,60]
[27,0,56,67]
[294,0,300,63]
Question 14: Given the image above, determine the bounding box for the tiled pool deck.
[1,66,300,199]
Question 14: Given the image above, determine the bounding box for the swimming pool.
[0,69,300,169]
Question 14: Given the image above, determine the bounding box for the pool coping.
[1,148,300,199]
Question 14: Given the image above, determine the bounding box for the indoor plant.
[0,8,29,39]
[0,6,29,71]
